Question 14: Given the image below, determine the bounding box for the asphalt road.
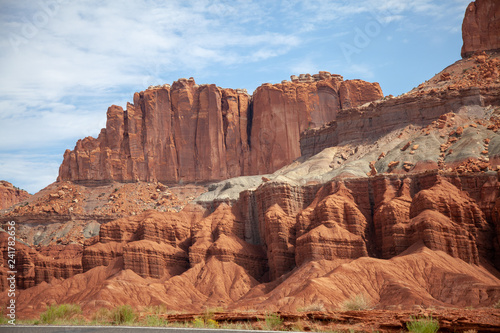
[0,326,275,333]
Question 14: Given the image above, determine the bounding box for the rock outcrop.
[461,0,500,58]
[0,181,30,210]
[0,232,83,290]
[58,74,382,184]
[249,76,382,174]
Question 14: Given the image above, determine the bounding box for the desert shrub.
[143,314,168,327]
[91,307,112,324]
[192,317,205,328]
[264,313,283,331]
[192,316,219,329]
[111,305,136,325]
[341,294,371,311]
[494,300,500,309]
[40,304,82,324]
[206,318,219,328]
[406,316,439,333]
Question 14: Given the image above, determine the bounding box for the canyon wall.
[462,0,500,58]
[58,74,382,184]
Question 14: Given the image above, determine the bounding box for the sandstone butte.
[57,74,382,183]
[2,1,500,332]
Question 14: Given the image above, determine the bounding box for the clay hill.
[2,1,500,331]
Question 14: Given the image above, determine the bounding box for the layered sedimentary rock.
[300,86,499,158]
[248,76,382,174]
[58,75,382,183]
[83,210,195,277]
[0,180,30,210]
[190,204,267,279]
[8,170,500,317]
[0,232,83,290]
[373,177,493,264]
[295,182,369,266]
[461,0,500,58]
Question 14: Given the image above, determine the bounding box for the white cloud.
[0,153,61,194]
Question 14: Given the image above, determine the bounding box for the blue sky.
[0,0,470,194]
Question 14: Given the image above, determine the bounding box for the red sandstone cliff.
[462,0,500,58]
[0,181,30,210]
[58,74,382,183]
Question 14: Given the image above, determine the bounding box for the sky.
[0,0,471,194]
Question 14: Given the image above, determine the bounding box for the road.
[0,326,276,333]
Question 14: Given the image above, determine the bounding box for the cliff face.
[0,181,30,210]
[462,0,500,58]
[249,76,382,174]
[58,74,382,184]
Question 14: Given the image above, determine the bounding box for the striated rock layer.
[58,75,382,184]
[461,0,500,58]
[5,170,500,320]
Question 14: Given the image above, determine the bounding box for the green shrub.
[40,304,82,324]
[143,315,168,327]
[341,294,371,311]
[264,313,283,331]
[111,305,136,325]
[406,316,439,333]
[192,317,205,328]
[192,317,219,329]
[91,307,112,324]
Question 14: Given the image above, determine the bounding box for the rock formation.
[58,74,382,184]
[4,171,500,322]
[0,180,30,210]
[461,0,500,58]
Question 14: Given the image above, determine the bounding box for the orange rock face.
[0,181,30,210]
[249,77,382,174]
[461,0,500,58]
[295,182,369,266]
[7,171,500,320]
[0,232,82,290]
[58,75,382,183]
